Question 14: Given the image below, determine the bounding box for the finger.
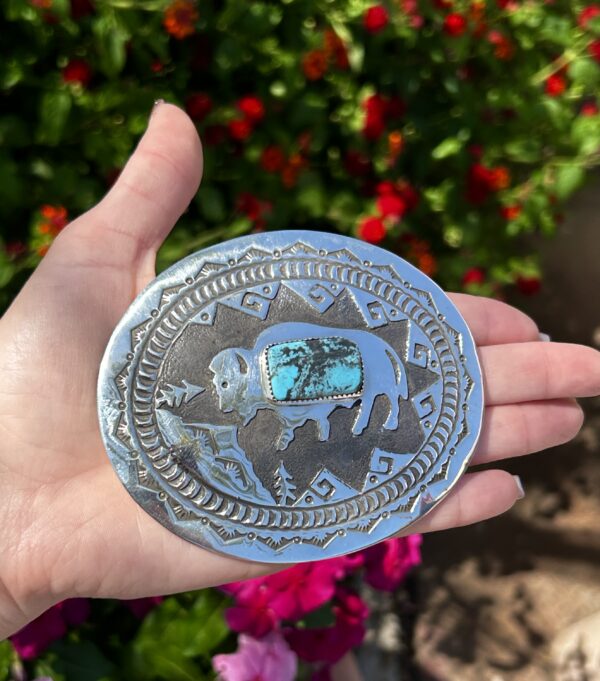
[448,293,540,346]
[480,342,600,405]
[471,399,584,465]
[56,103,203,273]
[403,470,523,535]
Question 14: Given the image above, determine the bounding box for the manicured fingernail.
[539,332,551,342]
[513,475,525,499]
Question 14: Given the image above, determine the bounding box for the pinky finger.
[400,470,524,536]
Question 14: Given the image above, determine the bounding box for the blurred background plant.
[2,0,600,678]
[3,0,600,314]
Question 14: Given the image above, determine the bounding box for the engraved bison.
[209,322,409,450]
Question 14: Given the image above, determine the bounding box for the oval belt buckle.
[97,231,483,563]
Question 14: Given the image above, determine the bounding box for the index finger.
[448,293,540,346]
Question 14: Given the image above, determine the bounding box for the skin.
[0,103,599,640]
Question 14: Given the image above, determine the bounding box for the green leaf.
[568,58,600,87]
[37,90,72,146]
[431,137,463,160]
[554,164,585,199]
[0,640,14,681]
[46,640,115,681]
[125,591,230,680]
[93,15,130,78]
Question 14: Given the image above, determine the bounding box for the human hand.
[1,103,599,639]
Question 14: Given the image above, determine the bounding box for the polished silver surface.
[97,231,483,563]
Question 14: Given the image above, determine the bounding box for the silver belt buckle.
[97,231,483,563]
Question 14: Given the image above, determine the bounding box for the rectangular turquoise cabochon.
[266,337,363,402]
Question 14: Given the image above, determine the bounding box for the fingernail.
[539,332,551,342]
[150,98,165,119]
[513,475,525,499]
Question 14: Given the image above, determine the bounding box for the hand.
[1,103,599,639]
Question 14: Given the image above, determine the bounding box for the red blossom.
[377,194,406,218]
[487,30,514,60]
[150,59,164,73]
[303,50,328,80]
[324,29,349,69]
[363,5,389,33]
[225,587,279,637]
[10,599,90,660]
[466,163,510,203]
[516,275,541,295]
[579,4,600,28]
[285,588,368,665]
[237,95,265,123]
[500,204,522,220]
[581,101,600,116]
[185,93,213,121]
[589,39,600,63]
[163,0,198,40]
[260,145,286,173]
[361,535,422,591]
[62,59,92,87]
[236,192,262,221]
[545,73,566,96]
[443,13,468,36]
[228,118,253,142]
[358,216,386,243]
[462,267,486,286]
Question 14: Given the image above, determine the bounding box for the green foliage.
[124,591,229,680]
[2,0,600,301]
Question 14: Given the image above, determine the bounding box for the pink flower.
[285,588,368,665]
[10,599,90,660]
[224,555,360,636]
[363,5,389,33]
[361,535,422,591]
[213,631,297,681]
[122,596,163,619]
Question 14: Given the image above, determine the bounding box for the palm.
[0,104,598,639]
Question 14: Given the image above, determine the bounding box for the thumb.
[54,102,203,278]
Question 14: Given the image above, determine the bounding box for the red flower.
[579,4,600,28]
[236,192,262,221]
[581,102,599,116]
[39,204,68,236]
[443,13,467,36]
[10,599,90,660]
[358,216,386,243]
[185,93,212,121]
[362,94,388,140]
[500,204,522,220]
[363,5,389,33]
[361,535,422,591]
[237,95,265,123]
[228,118,253,142]
[285,588,368,665]
[487,30,514,60]
[589,39,600,63]
[324,29,349,69]
[462,267,486,286]
[150,59,164,73]
[516,275,541,295]
[163,0,198,40]
[377,194,406,218]
[62,59,92,87]
[489,166,510,190]
[260,145,286,173]
[545,73,566,97]
[302,50,328,80]
[466,163,510,203]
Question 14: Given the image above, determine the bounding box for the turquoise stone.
[266,336,363,402]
